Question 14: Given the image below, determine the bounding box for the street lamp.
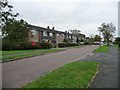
[99,30,101,48]
[98,27,101,48]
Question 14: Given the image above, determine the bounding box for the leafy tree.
[2,19,29,42]
[114,37,120,44]
[89,34,94,44]
[98,23,116,46]
[0,0,19,26]
[94,35,101,41]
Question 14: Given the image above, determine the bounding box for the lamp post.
[99,30,101,48]
[98,27,101,48]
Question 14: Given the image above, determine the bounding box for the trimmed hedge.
[58,43,79,48]
[39,42,52,49]
[2,40,40,50]
[2,40,52,50]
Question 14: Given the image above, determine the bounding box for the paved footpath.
[79,46,118,88]
[2,45,98,88]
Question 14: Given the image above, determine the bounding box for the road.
[2,45,98,88]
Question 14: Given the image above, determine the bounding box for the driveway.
[79,46,118,88]
[2,45,98,88]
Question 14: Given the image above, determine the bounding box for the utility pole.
[99,30,101,48]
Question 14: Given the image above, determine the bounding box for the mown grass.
[94,45,109,53]
[2,48,65,62]
[22,61,100,88]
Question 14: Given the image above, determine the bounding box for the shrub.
[84,42,89,45]
[58,43,67,48]
[118,42,120,48]
[58,43,79,48]
[2,39,40,50]
[39,42,52,49]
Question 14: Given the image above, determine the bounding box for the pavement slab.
[79,46,118,88]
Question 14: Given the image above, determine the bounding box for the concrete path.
[79,46,118,88]
[2,45,98,88]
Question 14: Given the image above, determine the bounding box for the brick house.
[28,24,86,44]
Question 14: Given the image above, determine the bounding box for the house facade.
[28,24,86,44]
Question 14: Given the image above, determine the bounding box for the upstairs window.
[43,31,47,36]
[56,34,59,36]
[31,30,37,35]
[49,32,53,37]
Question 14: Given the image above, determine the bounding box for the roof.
[28,24,85,37]
[28,24,65,34]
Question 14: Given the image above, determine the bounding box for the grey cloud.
[10,1,118,37]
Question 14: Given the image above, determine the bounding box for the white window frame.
[49,32,53,37]
[31,30,37,35]
[43,31,47,36]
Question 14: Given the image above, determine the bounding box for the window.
[69,35,71,39]
[43,31,47,36]
[62,34,64,37]
[49,32,53,37]
[31,30,37,35]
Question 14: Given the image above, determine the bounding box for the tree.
[2,19,29,42]
[0,0,19,26]
[98,23,116,46]
[89,34,94,44]
[94,35,101,41]
[114,37,120,44]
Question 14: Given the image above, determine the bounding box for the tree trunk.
[107,39,109,46]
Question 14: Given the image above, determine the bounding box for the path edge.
[86,62,101,88]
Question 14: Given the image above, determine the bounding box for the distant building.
[28,24,86,44]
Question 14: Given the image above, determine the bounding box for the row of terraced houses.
[28,24,89,45]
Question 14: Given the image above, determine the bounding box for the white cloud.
[9,0,118,37]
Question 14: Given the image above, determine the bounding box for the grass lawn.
[94,45,109,53]
[22,61,100,88]
[1,45,85,62]
[1,48,65,62]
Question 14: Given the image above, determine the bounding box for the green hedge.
[2,40,52,50]
[58,43,79,48]
[2,40,40,50]
[118,43,120,48]
[39,42,52,49]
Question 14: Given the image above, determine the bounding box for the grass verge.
[22,61,100,88]
[2,48,65,62]
[94,45,109,53]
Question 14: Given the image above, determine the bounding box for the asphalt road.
[79,46,118,88]
[2,45,98,88]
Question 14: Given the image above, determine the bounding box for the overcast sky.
[9,0,118,37]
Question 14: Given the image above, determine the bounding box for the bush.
[58,43,79,48]
[84,42,89,45]
[2,39,40,50]
[39,42,52,49]
[118,42,120,48]
[58,43,67,48]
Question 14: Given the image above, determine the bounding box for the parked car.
[94,42,99,45]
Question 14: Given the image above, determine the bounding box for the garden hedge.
[2,39,52,50]
[58,43,79,48]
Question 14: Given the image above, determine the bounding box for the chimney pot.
[47,26,50,29]
[52,27,55,30]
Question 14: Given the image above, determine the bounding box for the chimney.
[47,26,50,29]
[52,27,55,30]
